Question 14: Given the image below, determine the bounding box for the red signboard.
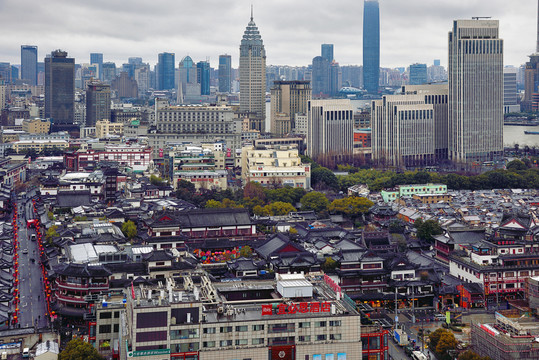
[262,301,331,316]
[271,345,295,360]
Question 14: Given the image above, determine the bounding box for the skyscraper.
[157,52,175,90]
[45,50,75,125]
[270,80,311,136]
[307,99,354,160]
[311,56,329,97]
[177,56,199,104]
[90,53,103,80]
[239,8,266,131]
[503,67,519,113]
[102,62,116,83]
[197,61,210,96]
[448,20,503,163]
[86,81,111,126]
[524,0,539,112]
[363,0,380,94]
[409,63,427,85]
[21,45,38,85]
[218,55,232,93]
[321,44,334,63]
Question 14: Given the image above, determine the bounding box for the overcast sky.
[0,0,536,69]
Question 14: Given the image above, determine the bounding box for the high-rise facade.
[307,99,354,159]
[45,50,75,125]
[311,56,329,98]
[503,67,519,113]
[102,62,116,83]
[197,61,210,96]
[363,0,380,94]
[177,56,199,104]
[86,81,111,126]
[270,80,311,136]
[524,0,539,112]
[321,44,334,63]
[239,10,266,132]
[448,20,503,163]
[90,53,103,80]
[21,45,38,85]
[218,55,232,93]
[409,63,427,85]
[157,52,175,91]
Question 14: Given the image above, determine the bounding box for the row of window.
[201,334,343,348]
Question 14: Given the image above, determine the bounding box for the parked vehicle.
[394,328,409,346]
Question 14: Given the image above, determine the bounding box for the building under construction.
[471,311,539,360]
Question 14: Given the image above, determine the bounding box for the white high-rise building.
[307,99,354,159]
[448,20,504,163]
[239,10,266,132]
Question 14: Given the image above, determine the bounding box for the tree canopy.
[121,220,138,240]
[328,196,374,219]
[414,218,443,242]
[59,338,104,360]
[300,191,330,214]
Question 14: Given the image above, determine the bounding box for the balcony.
[57,293,87,304]
[57,280,108,291]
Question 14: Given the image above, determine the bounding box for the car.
[434,313,446,321]
[31,234,36,241]
[22,249,28,254]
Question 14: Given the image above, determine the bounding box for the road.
[16,195,48,330]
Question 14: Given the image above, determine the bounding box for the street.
[16,195,48,330]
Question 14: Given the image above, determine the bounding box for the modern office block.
[45,50,75,125]
[409,63,427,85]
[311,56,329,98]
[218,55,232,93]
[363,0,380,94]
[21,45,38,85]
[239,10,266,131]
[102,62,116,83]
[321,44,334,63]
[158,52,175,91]
[90,53,103,80]
[197,61,210,96]
[448,20,503,163]
[307,99,354,159]
[270,80,311,136]
[86,81,111,126]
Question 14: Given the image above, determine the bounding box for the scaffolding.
[471,323,539,360]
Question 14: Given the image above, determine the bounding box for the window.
[203,327,216,334]
[298,335,311,342]
[99,325,111,333]
[113,324,119,332]
[315,321,326,328]
[235,339,248,346]
[236,325,248,332]
[329,320,341,327]
[252,338,264,345]
[330,334,342,340]
[220,340,232,347]
[114,311,120,318]
[299,322,311,328]
[220,326,233,333]
[100,312,112,319]
[316,334,327,341]
[252,324,264,331]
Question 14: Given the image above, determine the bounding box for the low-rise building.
[12,139,69,153]
[381,183,447,202]
[22,118,50,134]
[241,145,311,189]
[95,120,124,138]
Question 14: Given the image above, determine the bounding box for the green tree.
[150,174,165,186]
[300,192,330,214]
[121,220,137,240]
[59,338,104,360]
[506,159,528,171]
[415,219,443,242]
[328,196,374,219]
[311,167,339,190]
[47,211,54,221]
[429,328,448,351]
[205,199,225,208]
[252,205,266,216]
[263,201,297,216]
[46,225,59,240]
[321,257,338,271]
[243,181,266,202]
[436,331,458,358]
[243,197,266,214]
[240,245,253,258]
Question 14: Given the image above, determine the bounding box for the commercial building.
[94,272,362,360]
[95,120,123,138]
[270,80,311,136]
[197,61,210,96]
[311,56,329,98]
[21,45,38,85]
[241,145,311,189]
[158,53,175,91]
[408,63,427,85]
[321,44,334,63]
[90,53,103,80]
[503,67,520,113]
[21,118,50,134]
[307,99,354,160]
[86,81,111,126]
[178,56,199,104]
[44,50,75,126]
[111,72,138,99]
[448,20,503,163]
[381,184,447,202]
[102,62,116,83]
[239,11,266,132]
[12,139,69,154]
[363,0,380,94]
[371,93,435,167]
[64,144,153,173]
[218,55,232,93]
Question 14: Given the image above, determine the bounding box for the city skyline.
[0,0,536,69]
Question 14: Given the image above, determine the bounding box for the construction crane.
[472,16,492,20]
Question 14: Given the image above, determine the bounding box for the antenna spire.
[250,4,253,21]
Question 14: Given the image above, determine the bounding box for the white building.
[448,19,504,163]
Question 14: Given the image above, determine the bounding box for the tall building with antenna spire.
[239,6,266,132]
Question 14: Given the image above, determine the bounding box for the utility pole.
[395,287,398,326]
